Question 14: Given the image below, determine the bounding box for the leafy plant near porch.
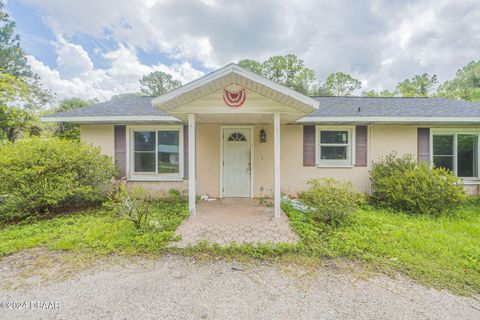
[104,180,151,229]
[370,153,466,215]
[298,178,365,226]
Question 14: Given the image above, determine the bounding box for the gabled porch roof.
[152,63,320,124]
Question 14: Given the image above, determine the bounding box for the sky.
[5,0,480,102]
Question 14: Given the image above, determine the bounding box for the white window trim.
[430,128,480,182]
[315,125,355,167]
[126,125,184,181]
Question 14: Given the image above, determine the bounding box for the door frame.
[220,125,254,198]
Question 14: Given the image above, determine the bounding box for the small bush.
[298,178,365,226]
[370,153,466,215]
[105,180,151,229]
[0,138,117,221]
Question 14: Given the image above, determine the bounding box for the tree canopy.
[239,55,362,96]
[324,72,362,96]
[437,60,480,101]
[0,1,52,112]
[53,98,90,141]
[394,73,438,97]
[239,55,317,95]
[139,71,182,96]
[0,1,34,79]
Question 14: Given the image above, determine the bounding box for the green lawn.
[284,202,480,295]
[0,200,188,256]
[0,198,479,295]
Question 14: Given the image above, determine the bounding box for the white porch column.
[274,112,281,218]
[188,114,196,217]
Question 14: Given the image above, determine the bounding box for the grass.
[283,202,480,295]
[0,200,188,257]
[1,197,479,295]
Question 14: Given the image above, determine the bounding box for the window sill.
[128,175,184,182]
[316,164,354,168]
[461,179,480,185]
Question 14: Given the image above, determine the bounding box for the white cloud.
[54,38,94,78]
[19,0,480,95]
[29,40,204,101]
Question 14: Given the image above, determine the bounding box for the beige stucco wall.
[194,124,421,197]
[79,123,425,197]
[80,125,115,159]
[278,125,420,195]
[196,124,221,197]
[369,125,418,162]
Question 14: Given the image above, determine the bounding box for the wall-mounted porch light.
[260,128,267,143]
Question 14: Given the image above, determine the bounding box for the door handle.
[247,162,251,173]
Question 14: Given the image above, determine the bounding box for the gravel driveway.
[0,250,479,320]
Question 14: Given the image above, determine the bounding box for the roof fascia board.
[152,63,320,110]
[41,116,181,122]
[297,116,480,123]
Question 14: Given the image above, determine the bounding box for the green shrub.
[298,178,365,226]
[370,153,466,215]
[0,138,117,221]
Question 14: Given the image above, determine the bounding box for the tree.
[0,105,31,142]
[362,89,395,97]
[311,81,333,96]
[239,54,317,95]
[139,71,182,96]
[0,1,52,111]
[238,59,263,75]
[54,98,90,140]
[324,72,362,96]
[0,72,32,142]
[111,92,145,100]
[437,60,480,101]
[0,1,33,78]
[395,73,438,97]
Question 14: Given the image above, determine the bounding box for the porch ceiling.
[152,64,320,123]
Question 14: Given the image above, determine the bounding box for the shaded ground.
[0,249,479,320]
[174,199,299,247]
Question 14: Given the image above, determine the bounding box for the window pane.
[134,152,156,172]
[457,134,478,177]
[134,131,156,151]
[320,131,348,144]
[158,131,180,174]
[321,146,347,160]
[433,135,453,155]
[433,156,454,172]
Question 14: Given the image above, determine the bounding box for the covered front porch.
[152,64,320,219]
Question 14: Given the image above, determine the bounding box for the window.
[432,131,479,178]
[130,127,183,180]
[227,132,247,142]
[316,126,354,166]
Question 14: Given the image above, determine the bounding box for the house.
[42,63,480,217]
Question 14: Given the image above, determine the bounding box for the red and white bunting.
[223,89,246,107]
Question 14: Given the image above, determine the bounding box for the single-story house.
[42,63,480,217]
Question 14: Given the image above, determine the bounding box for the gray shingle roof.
[44,95,480,122]
[45,96,169,118]
[308,97,480,117]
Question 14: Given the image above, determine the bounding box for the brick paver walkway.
[173,198,299,248]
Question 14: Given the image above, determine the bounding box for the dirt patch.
[0,250,479,320]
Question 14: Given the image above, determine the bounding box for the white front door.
[222,128,251,197]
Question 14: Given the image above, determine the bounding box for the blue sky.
[5,0,480,101]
